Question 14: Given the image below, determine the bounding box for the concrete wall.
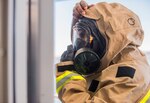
[0,0,8,102]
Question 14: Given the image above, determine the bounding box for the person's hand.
[73,0,94,19]
[71,1,94,41]
[60,45,74,62]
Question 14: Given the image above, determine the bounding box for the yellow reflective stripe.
[56,75,84,93]
[56,71,72,83]
[56,71,85,93]
[140,90,150,103]
[57,73,79,89]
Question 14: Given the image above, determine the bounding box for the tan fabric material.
[57,2,150,103]
[83,2,144,71]
[56,61,74,67]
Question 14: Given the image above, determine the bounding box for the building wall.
[0,0,8,102]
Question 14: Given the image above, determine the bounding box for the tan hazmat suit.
[56,2,150,103]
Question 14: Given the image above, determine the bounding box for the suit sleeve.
[57,65,144,103]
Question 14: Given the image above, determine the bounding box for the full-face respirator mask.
[59,17,106,76]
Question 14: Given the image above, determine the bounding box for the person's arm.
[71,0,94,41]
[56,65,143,103]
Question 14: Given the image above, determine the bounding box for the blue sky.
[54,0,150,57]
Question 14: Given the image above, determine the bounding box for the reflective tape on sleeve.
[140,90,150,103]
[56,71,85,93]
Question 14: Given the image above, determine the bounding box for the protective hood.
[82,2,144,71]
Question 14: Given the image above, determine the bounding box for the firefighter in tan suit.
[56,1,150,103]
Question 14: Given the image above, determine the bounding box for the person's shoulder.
[100,64,136,80]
